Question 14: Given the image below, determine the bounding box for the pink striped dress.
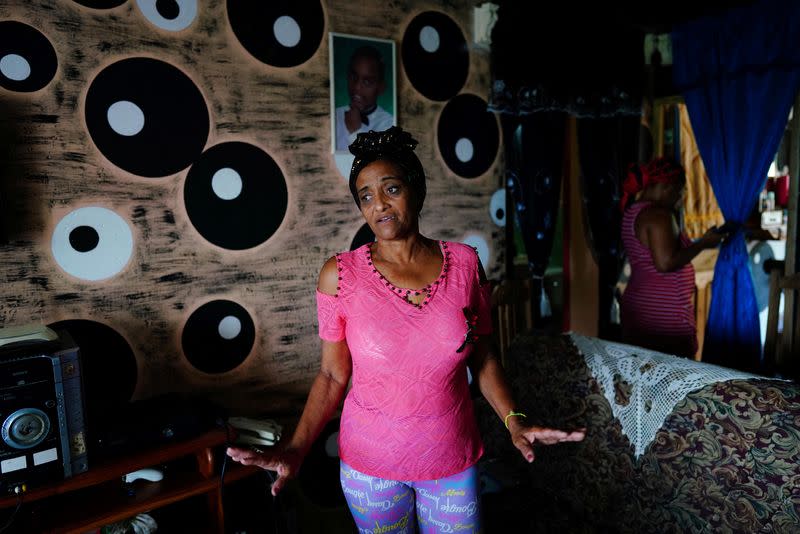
[620,202,697,357]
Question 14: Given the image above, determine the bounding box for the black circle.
[401,11,468,101]
[85,57,209,178]
[72,0,128,7]
[69,225,100,252]
[182,300,255,374]
[184,142,288,250]
[496,208,505,220]
[156,0,180,20]
[0,21,58,92]
[349,223,375,251]
[227,0,325,68]
[437,93,499,178]
[47,320,138,431]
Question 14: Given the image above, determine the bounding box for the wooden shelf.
[40,463,257,534]
[0,427,260,533]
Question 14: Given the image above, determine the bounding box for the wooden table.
[0,427,259,533]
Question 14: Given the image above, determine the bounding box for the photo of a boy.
[331,36,396,152]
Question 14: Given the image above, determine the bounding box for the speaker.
[0,330,88,494]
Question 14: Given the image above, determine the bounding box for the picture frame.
[329,33,397,154]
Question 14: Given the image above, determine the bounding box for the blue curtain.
[672,0,800,371]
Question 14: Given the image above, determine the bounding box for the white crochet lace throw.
[568,332,768,457]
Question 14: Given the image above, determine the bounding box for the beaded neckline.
[365,240,449,309]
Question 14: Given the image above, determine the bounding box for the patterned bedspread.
[474,333,800,533]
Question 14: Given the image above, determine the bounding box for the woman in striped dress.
[620,158,726,358]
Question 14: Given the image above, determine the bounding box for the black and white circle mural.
[226,0,325,68]
[462,233,490,268]
[48,319,137,424]
[490,188,506,227]
[401,11,468,102]
[183,141,288,250]
[84,57,209,178]
[182,299,256,373]
[72,0,128,9]
[51,206,134,281]
[0,21,58,92]
[437,93,499,179]
[136,0,198,32]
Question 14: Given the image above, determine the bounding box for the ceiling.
[489,1,760,97]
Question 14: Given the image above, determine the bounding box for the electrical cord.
[220,422,233,504]
[263,469,283,534]
[219,420,289,534]
[220,421,285,534]
[0,492,23,534]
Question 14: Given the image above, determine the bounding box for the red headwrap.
[620,157,684,212]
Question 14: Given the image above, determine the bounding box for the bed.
[474,332,800,533]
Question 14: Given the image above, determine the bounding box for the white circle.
[455,138,474,163]
[51,207,134,281]
[0,54,31,81]
[324,431,339,458]
[462,234,490,268]
[273,15,301,48]
[490,189,506,227]
[218,315,242,340]
[419,25,440,53]
[135,0,198,32]
[334,152,355,181]
[107,101,145,137]
[211,167,243,200]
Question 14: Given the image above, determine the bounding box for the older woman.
[620,157,726,358]
[227,127,584,533]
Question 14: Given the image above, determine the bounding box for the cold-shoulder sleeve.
[316,290,346,342]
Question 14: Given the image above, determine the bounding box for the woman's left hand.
[509,424,586,463]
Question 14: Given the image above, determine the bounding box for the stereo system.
[0,326,88,494]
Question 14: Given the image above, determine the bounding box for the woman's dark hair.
[348,126,427,211]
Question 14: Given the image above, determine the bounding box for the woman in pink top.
[228,127,584,532]
[620,158,726,358]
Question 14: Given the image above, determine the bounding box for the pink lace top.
[316,241,492,480]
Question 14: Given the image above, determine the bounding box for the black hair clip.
[349,126,418,158]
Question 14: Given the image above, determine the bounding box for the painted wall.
[0,0,502,415]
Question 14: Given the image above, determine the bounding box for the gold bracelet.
[504,410,527,429]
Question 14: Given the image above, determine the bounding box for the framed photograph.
[329,33,397,154]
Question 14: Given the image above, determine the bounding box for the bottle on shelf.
[767,191,776,211]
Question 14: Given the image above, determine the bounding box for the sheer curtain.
[672,0,800,370]
[503,113,565,320]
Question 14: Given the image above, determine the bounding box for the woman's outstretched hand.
[509,425,586,463]
[226,445,304,496]
[698,226,727,248]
